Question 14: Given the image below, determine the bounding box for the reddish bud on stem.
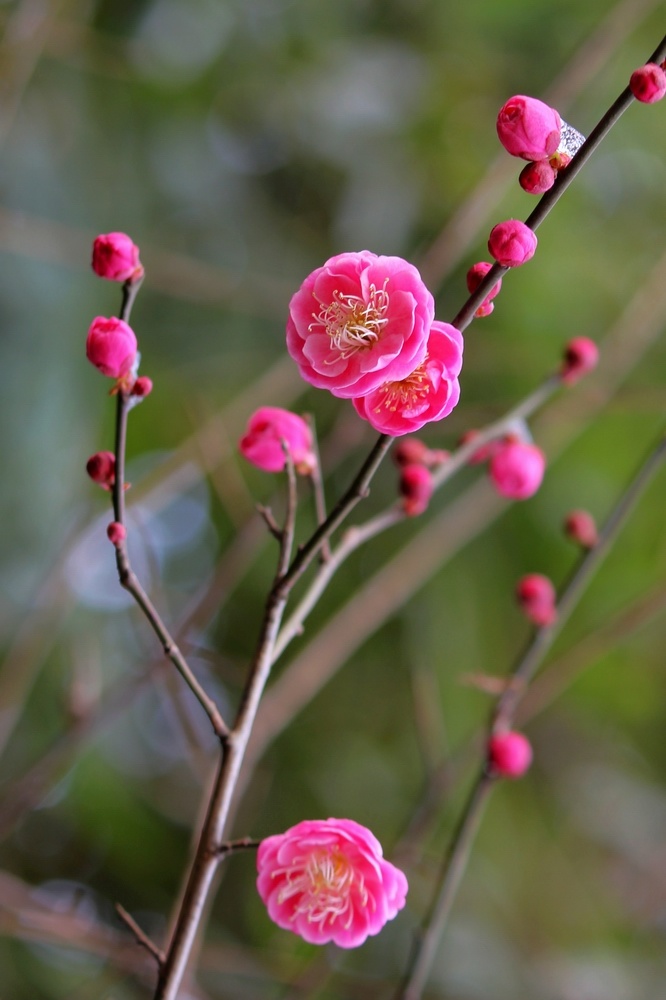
[564,509,598,549]
[488,731,533,778]
[107,521,127,545]
[86,451,116,489]
[629,63,666,104]
[560,337,599,384]
[399,464,434,517]
[92,232,143,283]
[516,573,557,626]
[488,220,537,267]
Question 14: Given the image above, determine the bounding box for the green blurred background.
[1,0,665,997]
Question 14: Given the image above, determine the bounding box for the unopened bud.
[564,509,598,549]
[107,521,127,546]
[399,464,433,517]
[560,337,599,384]
[516,573,557,627]
[629,63,666,104]
[131,376,153,398]
[488,220,537,267]
[92,232,143,283]
[488,731,533,778]
[519,159,556,195]
[86,451,116,489]
[489,439,546,500]
[466,261,502,318]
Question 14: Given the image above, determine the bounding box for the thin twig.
[305,413,331,563]
[215,836,261,857]
[397,426,666,998]
[115,903,164,966]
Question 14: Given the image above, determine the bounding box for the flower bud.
[92,232,143,282]
[86,316,137,379]
[519,159,557,195]
[86,451,116,489]
[488,731,533,778]
[516,573,557,627]
[466,261,502,318]
[489,439,546,500]
[239,407,315,474]
[496,95,561,160]
[393,437,448,468]
[131,376,153,398]
[488,220,537,267]
[564,509,598,549]
[560,336,599,384]
[629,63,666,104]
[459,429,500,465]
[399,464,433,517]
[107,521,127,545]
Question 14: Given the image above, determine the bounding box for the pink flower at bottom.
[286,251,434,399]
[256,818,408,948]
[239,407,315,474]
[489,439,546,500]
[352,321,463,436]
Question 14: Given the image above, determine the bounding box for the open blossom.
[86,316,137,378]
[239,406,315,473]
[496,95,561,160]
[489,439,546,500]
[286,251,434,399]
[488,220,537,267]
[256,818,408,948]
[352,321,463,436]
[92,232,143,282]
[488,731,533,778]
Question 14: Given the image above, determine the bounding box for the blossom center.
[376,357,430,412]
[311,280,390,359]
[274,849,366,927]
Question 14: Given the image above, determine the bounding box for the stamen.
[274,849,359,926]
[375,357,430,413]
[310,280,390,360]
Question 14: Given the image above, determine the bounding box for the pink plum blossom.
[488,731,533,778]
[352,321,463,436]
[489,439,546,500]
[92,232,143,283]
[516,573,557,627]
[239,406,315,474]
[629,63,666,104]
[488,220,538,267]
[560,337,599,384]
[86,316,137,378]
[399,464,433,517]
[496,95,561,161]
[466,261,502,318]
[286,251,434,398]
[256,818,408,948]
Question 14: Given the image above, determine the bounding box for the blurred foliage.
[0,0,665,997]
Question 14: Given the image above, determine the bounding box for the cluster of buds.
[86,233,152,399]
[496,94,579,196]
[391,436,448,517]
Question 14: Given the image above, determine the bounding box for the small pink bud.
[86,316,138,379]
[86,451,116,489]
[92,232,143,283]
[549,150,571,171]
[393,437,449,468]
[489,439,546,500]
[560,336,599,384]
[488,220,537,267]
[399,464,434,517]
[131,376,153,398]
[239,407,315,474]
[466,261,502,318]
[496,95,561,161]
[519,159,557,195]
[107,521,126,545]
[564,509,598,549]
[488,731,533,778]
[459,429,500,465]
[516,573,557,627]
[629,63,666,104]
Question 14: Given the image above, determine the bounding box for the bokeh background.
[1,0,665,997]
